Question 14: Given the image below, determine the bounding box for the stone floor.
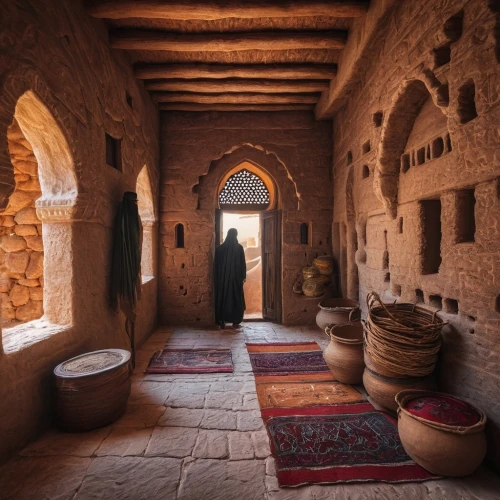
[1,322,500,500]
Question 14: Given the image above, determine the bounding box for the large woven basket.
[54,349,131,431]
[363,292,446,377]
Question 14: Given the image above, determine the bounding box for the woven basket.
[396,390,487,476]
[54,349,131,431]
[363,292,446,377]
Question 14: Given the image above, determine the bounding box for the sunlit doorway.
[221,212,262,320]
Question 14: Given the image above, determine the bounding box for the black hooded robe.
[214,228,246,326]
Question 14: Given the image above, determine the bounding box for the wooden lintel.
[134,63,337,80]
[110,30,347,51]
[87,1,369,20]
[159,104,315,112]
[145,79,329,93]
[153,92,319,104]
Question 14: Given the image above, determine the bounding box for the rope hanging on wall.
[110,191,142,368]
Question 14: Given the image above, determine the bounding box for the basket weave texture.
[54,349,131,431]
[363,292,446,378]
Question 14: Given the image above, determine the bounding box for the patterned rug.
[246,342,331,376]
[145,348,233,374]
[261,403,439,487]
[246,342,439,487]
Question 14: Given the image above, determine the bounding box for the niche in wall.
[429,294,443,309]
[300,223,309,245]
[433,10,464,67]
[421,199,442,275]
[455,189,476,243]
[400,96,450,173]
[362,165,370,179]
[347,151,353,165]
[373,112,383,127]
[362,140,371,155]
[175,223,185,248]
[105,133,122,171]
[458,80,478,124]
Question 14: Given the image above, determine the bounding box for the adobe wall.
[332,0,500,467]
[159,111,333,325]
[0,0,160,463]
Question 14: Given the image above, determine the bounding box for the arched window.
[175,223,184,248]
[136,165,155,281]
[219,168,271,211]
[1,90,77,336]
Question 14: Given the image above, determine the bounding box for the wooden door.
[261,210,282,323]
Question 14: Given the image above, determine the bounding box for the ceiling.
[85,1,370,113]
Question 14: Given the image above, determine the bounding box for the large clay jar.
[313,255,334,275]
[302,278,325,297]
[363,367,436,412]
[396,390,487,477]
[316,298,359,330]
[323,322,364,384]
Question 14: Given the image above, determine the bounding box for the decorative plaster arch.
[197,144,300,211]
[374,78,447,218]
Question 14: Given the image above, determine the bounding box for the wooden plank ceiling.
[86,1,370,112]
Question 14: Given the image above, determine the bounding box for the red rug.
[246,342,331,376]
[145,348,233,374]
[262,403,439,487]
[246,342,439,487]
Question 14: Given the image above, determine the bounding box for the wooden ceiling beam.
[159,104,315,112]
[87,1,369,20]
[110,30,347,51]
[145,79,329,93]
[153,92,319,104]
[134,63,337,80]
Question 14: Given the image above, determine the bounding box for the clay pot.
[396,390,487,477]
[312,255,334,275]
[323,322,364,384]
[316,298,360,330]
[302,278,325,297]
[302,265,320,281]
[362,367,435,412]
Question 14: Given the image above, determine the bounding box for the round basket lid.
[54,349,131,378]
[405,394,481,427]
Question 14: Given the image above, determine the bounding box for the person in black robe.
[214,228,246,329]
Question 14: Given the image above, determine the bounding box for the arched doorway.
[216,161,281,322]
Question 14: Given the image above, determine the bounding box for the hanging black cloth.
[111,191,142,367]
[214,228,246,327]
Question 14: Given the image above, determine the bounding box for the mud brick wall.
[331,0,500,468]
[0,0,160,463]
[159,111,333,326]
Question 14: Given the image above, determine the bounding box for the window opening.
[458,80,478,124]
[105,133,122,171]
[175,223,185,248]
[300,223,309,245]
[421,199,442,274]
[455,189,476,243]
[219,169,270,210]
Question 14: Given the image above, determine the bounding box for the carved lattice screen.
[219,169,270,210]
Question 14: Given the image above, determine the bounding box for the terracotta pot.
[362,367,435,412]
[316,298,360,330]
[312,255,335,275]
[302,265,320,281]
[396,390,487,477]
[302,278,325,297]
[323,322,364,384]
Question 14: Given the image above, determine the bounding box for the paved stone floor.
[1,323,500,499]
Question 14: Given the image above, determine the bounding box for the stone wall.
[0,0,160,463]
[160,111,332,325]
[0,119,44,327]
[331,0,500,468]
